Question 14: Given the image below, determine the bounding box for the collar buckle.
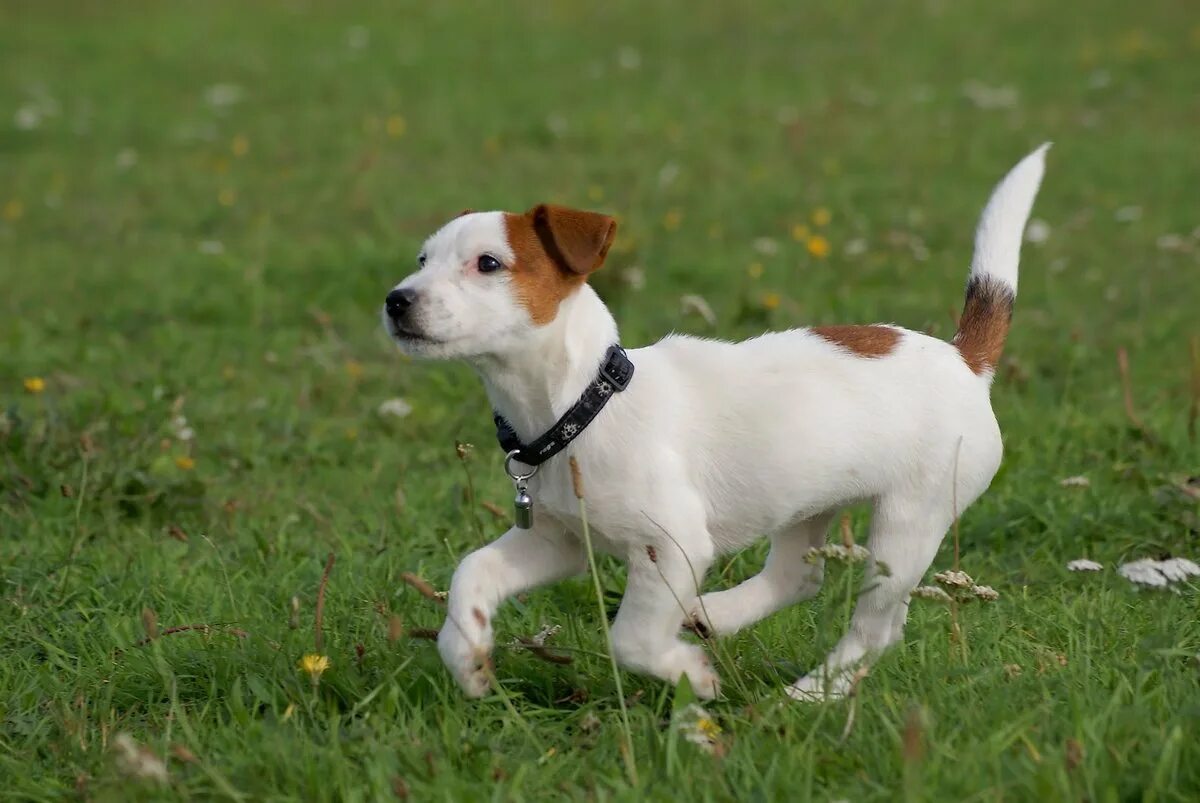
[599,345,633,391]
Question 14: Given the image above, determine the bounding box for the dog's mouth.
[386,318,439,345]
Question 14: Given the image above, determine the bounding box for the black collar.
[494,345,634,467]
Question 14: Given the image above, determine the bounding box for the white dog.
[383,145,1049,700]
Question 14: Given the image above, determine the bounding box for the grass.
[2,0,1199,799]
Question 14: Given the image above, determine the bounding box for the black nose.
[385,288,417,318]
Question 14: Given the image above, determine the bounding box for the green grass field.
[3,1,1199,799]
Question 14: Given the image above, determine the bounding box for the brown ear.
[529,204,617,275]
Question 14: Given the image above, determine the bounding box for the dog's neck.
[473,284,619,445]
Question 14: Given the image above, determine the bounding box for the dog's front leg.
[438,523,585,697]
[610,538,719,699]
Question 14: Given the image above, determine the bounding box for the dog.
[383,145,1048,700]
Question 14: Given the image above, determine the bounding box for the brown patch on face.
[502,204,617,325]
[472,607,488,628]
[811,325,901,358]
[953,276,1014,374]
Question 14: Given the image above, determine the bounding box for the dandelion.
[761,292,782,311]
[587,185,604,202]
[23,376,45,394]
[791,223,810,242]
[676,703,722,754]
[377,398,413,418]
[811,207,832,227]
[386,115,406,138]
[299,653,331,685]
[1067,559,1103,572]
[662,209,683,231]
[806,235,831,259]
[231,134,250,157]
[174,455,195,471]
[911,585,953,603]
[3,200,24,222]
[933,570,973,589]
[345,360,364,379]
[218,188,237,207]
[746,262,764,279]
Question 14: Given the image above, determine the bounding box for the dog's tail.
[953,143,1050,380]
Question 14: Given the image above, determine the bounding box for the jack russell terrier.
[383,144,1049,700]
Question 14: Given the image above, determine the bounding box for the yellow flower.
[761,292,781,310]
[746,262,764,279]
[790,223,810,242]
[696,716,722,740]
[806,235,831,259]
[218,188,237,207]
[231,134,250,157]
[345,360,364,380]
[299,653,331,684]
[811,207,832,227]
[3,200,24,222]
[386,115,407,138]
[662,209,683,231]
[174,455,195,471]
[587,185,604,202]
[23,377,45,394]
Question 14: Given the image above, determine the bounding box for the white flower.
[113,733,168,784]
[1114,206,1142,223]
[198,240,225,255]
[15,106,41,130]
[204,83,245,109]
[616,47,641,71]
[1025,219,1051,244]
[1156,234,1186,252]
[804,544,871,565]
[657,163,680,188]
[933,570,973,589]
[377,398,413,418]
[116,148,139,170]
[619,266,646,291]
[1118,559,1169,587]
[843,238,868,258]
[680,294,717,327]
[530,623,561,646]
[345,25,370,50]
[1058,475,1090,488]
[752,237,779,256]
[962,81,1018,109]
[1067,559,1104,572]
[675,704,721,753]
[911,585,952,603]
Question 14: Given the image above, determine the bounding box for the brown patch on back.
[472,607,488,628]
[812,325,901,358]
[953,276,1014,374]
[502,204,617,325]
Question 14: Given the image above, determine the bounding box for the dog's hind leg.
[688,513,835,636]
[786,493,955,701]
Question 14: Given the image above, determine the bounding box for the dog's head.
[383,205,616,359]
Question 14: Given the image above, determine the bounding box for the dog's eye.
[417,254,427,267]
[478,254,504,273]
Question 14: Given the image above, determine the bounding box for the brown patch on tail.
[953,276,1014,374]
[503,205,616,325]
[812,325,901,358]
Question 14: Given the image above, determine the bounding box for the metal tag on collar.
[504,450,538,529]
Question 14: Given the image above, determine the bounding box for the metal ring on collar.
[504,450,538,482]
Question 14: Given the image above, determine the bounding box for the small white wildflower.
[843,237,868,257]
[962,81,1018,109]
[933,570,973,589]
[1067,559,1104,572]
[204,83,245,109]
[1118,558,1170,588]
[1114,205,1142,223]
[112,733,168,784]
[619,266,645,291]
[680,294,717,327]
[377,397,413,418]
[804,544,871,565]
[676,703,721,754]
[15,106,42,130]
[971,584,999,602]
[1087,70,1111,90]
[616,47,642,71]
[1025,219,1051,244]
[116,148,139,170]
[657,162,680,188]
[530,623,561,646]
[345,25,369,50]
[545,113,568,137]
[752,237,779,256]
[198,240,225,255]
[911,585,952,603]
[1059,475,1090,488]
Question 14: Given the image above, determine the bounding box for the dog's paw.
[785,669,851,703]
[665,643,721,700]
[438,619,494,698]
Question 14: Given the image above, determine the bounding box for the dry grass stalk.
[400,572,446,604]
[314,552,335,653]
[1117,347,1150,435]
